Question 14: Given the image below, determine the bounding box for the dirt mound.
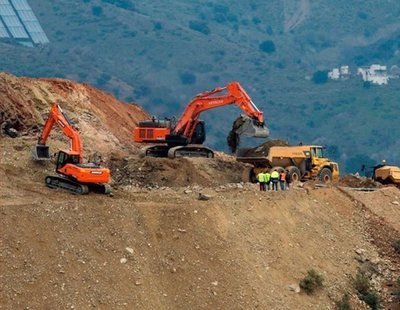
[339,174,381,188]
[110,153,248,188]
[241,139,290,157]
[0,72,149,155]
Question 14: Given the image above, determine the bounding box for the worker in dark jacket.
[285,170,292,190]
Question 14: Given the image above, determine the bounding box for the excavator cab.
[55,151,80,170]
[32,144,50,160]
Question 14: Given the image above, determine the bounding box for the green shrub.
[354,271,380,309]
[259,40,276,54]
[360,292,379,310]
[395,277,400,301]
[394,239,400,254]
[354,271,370,295]
[299,269,324,294]
[312,70,328,84]
[179,72,196,85]
[92,6,103,16]
[153,22,162,31]
[336,293,351,310]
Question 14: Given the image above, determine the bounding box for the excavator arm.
[133,81,269,157]
[33,104,83,161]
[173,82,267,139]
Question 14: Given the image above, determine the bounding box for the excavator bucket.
[32,144,50,160]
[227,115,270,153]
[233,115,269,138]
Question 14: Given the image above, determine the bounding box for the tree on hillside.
[189,21,211,35]
[92,6,103,16]
[259,40,276,54]
[312,71,328,84]
[180,72,196,85]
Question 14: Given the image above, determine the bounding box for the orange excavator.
[133,81,269,158]
[32,104,111,194]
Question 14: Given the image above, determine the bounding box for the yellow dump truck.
[237,144,340,183]
[373,164,400,186]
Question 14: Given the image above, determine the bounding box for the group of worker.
[257,169,292,191]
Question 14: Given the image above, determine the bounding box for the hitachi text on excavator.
[32,104,111,194]
[133,82,269,158]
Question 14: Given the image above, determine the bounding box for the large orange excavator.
[32,104,111,194]
[133,82,269,158]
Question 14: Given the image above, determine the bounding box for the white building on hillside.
[340,65,350,76]
[357,64,389,85]
[328,68,340,80]
[328,65,350,80]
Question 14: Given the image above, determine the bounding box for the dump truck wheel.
[319,168,332,183]
[271,166,284,173]
[287,166,301,182]
[242,167,257,183]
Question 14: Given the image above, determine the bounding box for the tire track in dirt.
[284,0,310,33]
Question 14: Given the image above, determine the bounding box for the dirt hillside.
[1,74,399,309]
[0,72,149,156]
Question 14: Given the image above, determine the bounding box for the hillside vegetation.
[1,0,400,171]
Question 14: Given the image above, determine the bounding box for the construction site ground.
[1,136,400,310]
[0,73,399,309]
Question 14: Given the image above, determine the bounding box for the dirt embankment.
[0,72,149,155]
[109,153,248,188]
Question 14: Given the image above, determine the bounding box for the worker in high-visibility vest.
[257,172,265,191]
[264,171,271,190]
[270,169,279,191]
[279,170,287,191]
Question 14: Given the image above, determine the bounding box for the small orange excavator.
[32,103,111,194]
[133,81,269,158]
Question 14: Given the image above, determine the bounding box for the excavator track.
[140,145,170,158]
[88,183,112,194]
[45,175,89,194]
[168,145,214,159]
[45,176,112,195]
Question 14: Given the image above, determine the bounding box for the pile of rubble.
[241,139,289,157]
[339,174,382,188]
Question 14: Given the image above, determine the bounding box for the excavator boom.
[33,104,83,161]
[173,81,267,139]
[134,82,269,157]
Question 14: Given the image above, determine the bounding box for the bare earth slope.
[1,75,399,309]
[0,72,149,155]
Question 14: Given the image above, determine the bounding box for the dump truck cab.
[305,146,339,181]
